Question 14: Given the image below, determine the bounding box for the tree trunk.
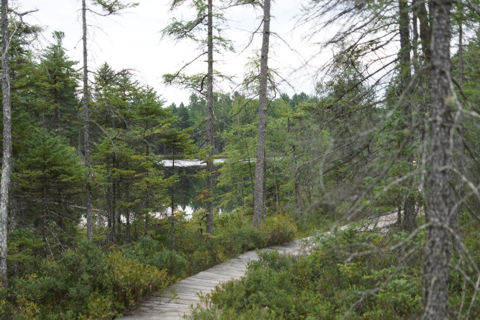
[0,0,11,287]
[423,1,454,319]
[273,157,279,213]
[144,144,150,237]
[111,156,117,242]
[144,212,149,237]
[106,155,114,243]
[458,13,463,87]
[403,195,417,231]
[170,155,176,249]
[415,0,431,61]
[116,180,121,242]
[253,0,271,228]
[399,0,417,232]
[205,0,214,235]
[125,184,130,243]
[293,145,303,216]
[412,1,420,71]
[82,0,93,240]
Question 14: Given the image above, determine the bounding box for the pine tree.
[37,31,80,142]
[14,128,86,251]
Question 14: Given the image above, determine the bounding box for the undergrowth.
[0,211,298,319]
[190,222,480,319]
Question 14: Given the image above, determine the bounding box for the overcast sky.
[16,0,325,105]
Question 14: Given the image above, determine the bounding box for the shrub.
[107,251,170,309]
[4,241,171,320]
[218,225,267,256]
[8,241,113,319]
[124,237,189,278]
[262,214,297,246]
[190,230,425,320]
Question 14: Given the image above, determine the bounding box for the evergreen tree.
[14,128,86,252]
[37,31,80,142]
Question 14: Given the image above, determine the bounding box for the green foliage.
[36,31,80,142]
[7,228,44,275]
[107,251,170,309]
[13,128,86,247]
[6,241,112,319]
[261,214,297,246]
[219,224,267,255]
[2,241,170,320]
[123,237,189,278]
[191,230,424,320]
[92,0,138,15]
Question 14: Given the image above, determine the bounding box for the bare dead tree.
[0,0,10,287]
[252,0,271,228]
[206,0,214,235]
[423,1,455,318]
[82,0,93,240]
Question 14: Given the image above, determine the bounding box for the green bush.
[3,241,171,320]
[124,237,189,278]
[190,230,424,320]
[218,225,267,256]
[262,214,297,246]
[107,251,170,309]
[6,241,112,319]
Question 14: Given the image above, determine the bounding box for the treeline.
[0,27,195,246]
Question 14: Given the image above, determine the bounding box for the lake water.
[159,159,226,167]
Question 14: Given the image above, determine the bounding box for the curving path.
[117,213,396,320]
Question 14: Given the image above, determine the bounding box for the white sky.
[15,0,327,105]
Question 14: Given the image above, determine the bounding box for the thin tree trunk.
[106,155,114,243]
[144,211,149,237]
[415,0,431,61]
[205,0,214,235]
[125,175,130,243]
[82,0,93,240]
[0,0,11,287]
[396,204,402,226]
[423,1,454,318]
[403,195,416,231]
[273,157,279,213]
[244,139,254,192]
[116,180,121,242]
[412,1,420,72]
[399,0,417,232]
[263,149,266,224]
[170,154,176,249]
[458,14,463,87]
[293,145,303,216]
[111,156,117,242]
[253,0,271,228]
[144,143,150,237]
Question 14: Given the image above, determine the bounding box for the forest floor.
[117,213,397,320]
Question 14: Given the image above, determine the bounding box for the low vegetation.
[191,217,480,320]
[0,211,298,319]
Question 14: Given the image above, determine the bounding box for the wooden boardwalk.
[118,213,396,320]
[117,238,312,320]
